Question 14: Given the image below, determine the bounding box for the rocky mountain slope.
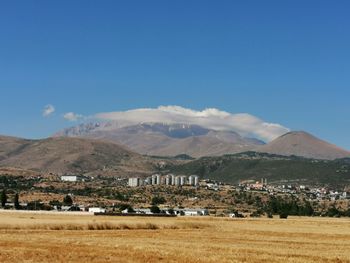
[55,122,350,160]
[54,122,265,157]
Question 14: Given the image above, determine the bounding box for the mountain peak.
[257,131,350,160]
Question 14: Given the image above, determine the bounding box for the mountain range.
[54,122,350,160]
[54,122,265,158]
[1,119,350,182]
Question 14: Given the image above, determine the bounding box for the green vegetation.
[323,205,350,217]
[63,195,73,206]
[14,193,20,209]
[169,152,350,186]
[265,196,314,217]
[151,196,166,205]
[147,154,194,160]
[1,190,7,207]
[150,205,161,214]
[115,203,134,213]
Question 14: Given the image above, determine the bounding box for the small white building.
[135,208,152,214]
[184,210,198,216]
[61,175,79,182]
[176,208,209,216]
[89,207,106,213]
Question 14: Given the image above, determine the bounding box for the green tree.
[151,196,166,205]
[168,208,175,215]
[14,193,20,210]
[49,200,62,207]
[150,205,160,214]
[1,190,7,207]
[117,203,134,213]
[63,195,73,206]
[279,211,289,219]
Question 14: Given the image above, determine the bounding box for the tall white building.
[156,174,161,185]
[165,174,172,185]
[171,174,176,185]
[179,176,187,186]
[151,174,158,185]
[128,177,140,187]
[174,176,181,186]
[189,175,199,186]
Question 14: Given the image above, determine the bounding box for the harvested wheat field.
[0,211,349,263]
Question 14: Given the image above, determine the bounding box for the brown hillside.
[257,131,350,160]
[0,136,157,176]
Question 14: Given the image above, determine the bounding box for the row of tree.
[1,190,20,209]
[1,189,75,210]
[265,196,315,217]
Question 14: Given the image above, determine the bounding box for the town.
[1,172,349,218]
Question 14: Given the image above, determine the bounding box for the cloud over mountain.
[94,106,289,142]
[42,104,55,117]
[63,112,83,121]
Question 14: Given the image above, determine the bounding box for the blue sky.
[0,1,349,149]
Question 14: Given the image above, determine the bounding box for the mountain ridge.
[54,122,265,157]
[54,122,350,160]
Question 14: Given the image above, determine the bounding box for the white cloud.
[42,104,55,117]
[94,105,290,142]
[63,112,83,122]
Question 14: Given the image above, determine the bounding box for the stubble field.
[0,211,349,263]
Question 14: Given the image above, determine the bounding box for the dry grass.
[0,212,349,263]
[0,221,208,231]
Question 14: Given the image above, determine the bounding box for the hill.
[0,136,161,177]
[0,135,32,161]
[256,131,350,160]
[169,152,350,186]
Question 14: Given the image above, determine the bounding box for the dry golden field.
[0,212,349,263]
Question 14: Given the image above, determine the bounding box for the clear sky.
[0,1,349,149]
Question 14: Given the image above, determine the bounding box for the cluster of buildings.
[128,174,199,187]
[238,179,350,202]
[239,178,268,191]
[122,207,209,216]
[60,175,89,182]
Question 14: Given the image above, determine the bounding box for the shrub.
[168,208,175,215]
[150,205,160,214]
[63,195,73,206]
[279,212,288,219]
[14,193,20,210]
[1,190,7,207]
[151,196,166,205]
